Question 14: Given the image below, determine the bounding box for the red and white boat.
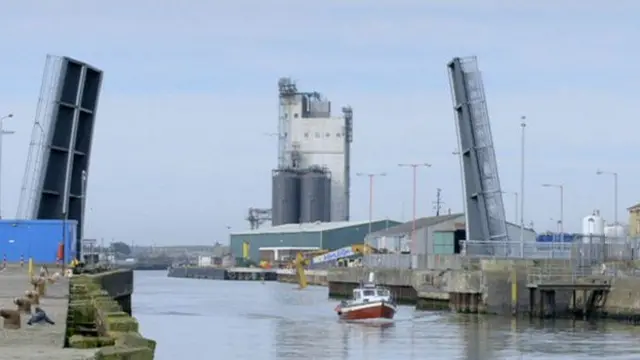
[334,272,397,321]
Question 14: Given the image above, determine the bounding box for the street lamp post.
[519,116,526,257]
[398,163,431,257]
[0,113,15,219]
[356,172,387,236]
[542,183,564,243]
[596,169,618,226]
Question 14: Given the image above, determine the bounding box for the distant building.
[628,203,640,237]
[365,214,536,256]
[229,220,400,262]
[273,78,353,225]
[0,219,77,263]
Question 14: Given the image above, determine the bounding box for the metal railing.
[362,254,412,269]
[346,238,640,285]
[525,264,594,285]
[361,254,474,270]
[462,238,640,263]
[462,238,640,285]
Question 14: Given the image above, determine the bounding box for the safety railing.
[355,238,640,275]
[462,238,640,263]
[461,240,574,259]
[361,254,474,270]
[362,254,412,269]
[526,265,594,286]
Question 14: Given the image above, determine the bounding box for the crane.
[245,208,271,230]
[293,244,378,289]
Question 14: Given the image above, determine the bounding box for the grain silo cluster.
[271,167,332,226]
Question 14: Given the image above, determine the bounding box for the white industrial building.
[276,78,352,222]
[365,213,537,261]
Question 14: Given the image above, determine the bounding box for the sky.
[0,1,638,245]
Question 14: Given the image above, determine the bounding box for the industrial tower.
[16,55,103,257]
[272,78,352,225]
[448,57,508,255]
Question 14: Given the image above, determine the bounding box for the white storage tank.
[582,210,605,244]
[604,224,627,241]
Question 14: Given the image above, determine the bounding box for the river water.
[133,271,640,360]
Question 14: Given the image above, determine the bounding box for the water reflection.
[133,271,640,360]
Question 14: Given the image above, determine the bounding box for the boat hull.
[336,301,396,321]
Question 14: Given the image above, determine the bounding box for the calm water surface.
[133,271,640,360]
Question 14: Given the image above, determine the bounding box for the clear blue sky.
[0,1,638,245]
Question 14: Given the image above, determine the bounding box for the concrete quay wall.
[168,266,227,280]
[0,266,154,359]
[276,269,328,286]
[573,262,640,320]
[327,258,584,315]
[67,269,156,359]
[328,267,418,303]
[88,268,133,315]
[600,277,640,318]
[167,266,278,281]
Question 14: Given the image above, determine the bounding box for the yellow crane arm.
[295,252,308,289]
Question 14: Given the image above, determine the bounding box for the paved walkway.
[0,265,97,359]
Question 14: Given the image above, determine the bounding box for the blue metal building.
[536,233,575,243]
[0,220,77,264]
[230,220,401,262]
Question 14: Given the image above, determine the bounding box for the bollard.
[0,309,21,329]
[20,255,24,268]
[511,268,518,316]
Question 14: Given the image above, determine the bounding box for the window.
[336,133,341,138]
[363,290,375,296]
[294,113,299,118]
[325,132,330,137]
[304,132,309,138]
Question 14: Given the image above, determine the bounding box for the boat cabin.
[352,283,392,302]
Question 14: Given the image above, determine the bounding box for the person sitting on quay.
[27,307,55,326]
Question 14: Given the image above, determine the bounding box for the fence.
[462,237,640,264]
[362,253,471,270]
[362,254,412,269]
[357,237,640,272]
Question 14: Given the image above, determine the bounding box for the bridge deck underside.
[35,57,103,246]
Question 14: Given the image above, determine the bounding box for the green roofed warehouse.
[230,219,401,262]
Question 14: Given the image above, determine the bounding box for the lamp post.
[596,169,618,226]
[519,116,526,257]
[398,163,431,256]
[356,172,387,236]
[542,183,564,243]
[0,113,15,219]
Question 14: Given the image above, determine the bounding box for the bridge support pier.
[582,290,588,321]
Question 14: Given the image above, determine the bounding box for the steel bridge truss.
[448,56,509,255]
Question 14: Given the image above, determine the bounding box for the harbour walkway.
[0,265,97,359]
